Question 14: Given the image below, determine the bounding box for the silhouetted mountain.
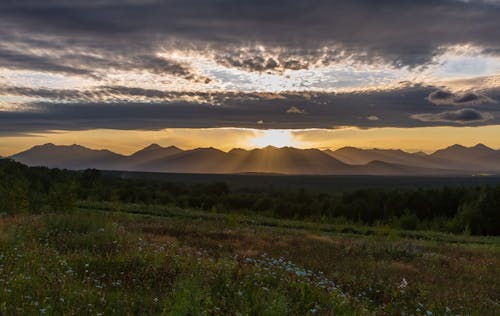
[325,147,440,169]
[126,144,183,170]
[11,143,126,170]
[325,145,500,172]
[429,143,500,171]
[226,146,353,174]
[131,147,230,173]
[9,143,500,175]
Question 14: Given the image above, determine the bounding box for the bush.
[399,211,419,230]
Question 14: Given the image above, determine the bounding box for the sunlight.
[248,129,299,148]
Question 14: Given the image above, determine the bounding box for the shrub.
[399,210,419,230]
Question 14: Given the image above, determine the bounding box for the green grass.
[1,206,499,315]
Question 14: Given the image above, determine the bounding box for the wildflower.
[398,278,408,289]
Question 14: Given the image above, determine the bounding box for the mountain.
[126,144,183,170]
[429,144,500,171]
[324,147,439,169]
[8,143,500,175]
[130,147,230,173]
[10,143,126,170]
[226,146,354,174]
[325,145,500,172]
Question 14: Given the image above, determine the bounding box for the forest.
[1,158,500,235]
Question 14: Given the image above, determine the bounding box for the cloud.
[411,108,493,123]
[367,115,380,121]
[427,90,497,106]
[215,50,315,73]
[286,106,307,114]
[0,48,95,77]
[1,85,500,135]
[2,0,500,71]
[0,42,210,82]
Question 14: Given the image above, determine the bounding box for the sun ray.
[248,130,299,148]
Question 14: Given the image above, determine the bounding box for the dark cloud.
[0,43,210,81]
[0,85,215,103]
[411,108,494,123]
[0,48,95,77]
[2,85,500,135]
[215,53,313,73]
[1,0,500,70]
[427,90,497,106]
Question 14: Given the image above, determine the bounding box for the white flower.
[398,278,408,289]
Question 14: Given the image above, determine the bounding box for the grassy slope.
[1,206,499,315]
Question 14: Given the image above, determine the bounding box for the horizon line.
[5,142,498,157]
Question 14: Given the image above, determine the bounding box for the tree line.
[1,159,499,235]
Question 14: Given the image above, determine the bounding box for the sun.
[248,129,299,148]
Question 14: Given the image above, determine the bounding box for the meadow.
[1,159,500,314]
[1,205,499,315]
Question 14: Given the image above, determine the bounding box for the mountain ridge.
[7,143,500,175]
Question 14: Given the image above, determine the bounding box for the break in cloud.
[1,0,500,136]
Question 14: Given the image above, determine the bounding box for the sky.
[2,0,500,155]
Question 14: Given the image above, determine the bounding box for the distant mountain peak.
[447,144,467,150]
[228,148,247,154]
[141,143,163,151]
[262,145,278,150]
[472,143,493,151]
[413,151,427,156]
[38,143,56,148]
[193,147,224,153]
[437,143,494,153]
[336,146,359,151]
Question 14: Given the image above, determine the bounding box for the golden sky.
[2,125,500,156]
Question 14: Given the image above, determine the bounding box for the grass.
[1,206,499,315]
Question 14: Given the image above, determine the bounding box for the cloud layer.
[1,1,500,136]
[1,85,499,135]
[2,0,500,76]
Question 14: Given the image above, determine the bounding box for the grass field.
[1,205,499,315]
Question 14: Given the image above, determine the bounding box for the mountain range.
[5,143,500,175]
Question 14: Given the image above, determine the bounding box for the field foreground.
[1,206,499,315]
